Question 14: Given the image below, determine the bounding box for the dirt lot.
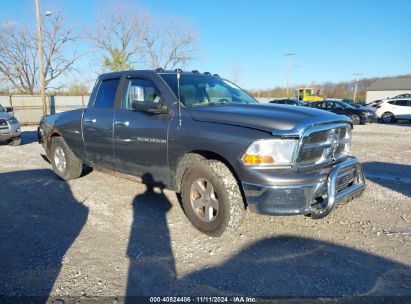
[0,123,410,300]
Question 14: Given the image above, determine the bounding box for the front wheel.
[50,137,83,180]
[181,160,245,237]
[349,114,361,125]
[381,112,395,123]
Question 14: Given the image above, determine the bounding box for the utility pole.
[35,0,51,116]
[284,53,296,97]
[353,73,363,103]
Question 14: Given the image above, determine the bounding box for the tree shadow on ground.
[182,236,411,297]
[125,175,411,298]
[0,130,37,146]
[0,169,88,298]
[20,130,38,145]
[363,162,411,197]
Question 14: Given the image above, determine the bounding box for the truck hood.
[0,112,12,120]
[189,103,351,135]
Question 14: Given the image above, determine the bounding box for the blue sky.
[2,0,411,89]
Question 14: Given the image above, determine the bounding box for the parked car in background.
[340,99,369,109]
[367,100,384,109]
[0,104,21,146]
[269,98,307,106]
[375,99,411,123]
[392,93,411,99]
[307,100,376,125]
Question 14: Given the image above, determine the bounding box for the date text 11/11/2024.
[149,296,257,303]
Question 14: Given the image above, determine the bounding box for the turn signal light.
[242,154,274,165]
[376,105,381,109]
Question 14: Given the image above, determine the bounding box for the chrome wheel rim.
[382,114,392,123]
[190,178,219,222]
[351,115,360,124]
[54,146,66,172]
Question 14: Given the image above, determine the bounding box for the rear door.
[113,76,171,183]
[393,100,411,119]
[82,78,120,169]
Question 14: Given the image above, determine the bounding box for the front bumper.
[0,122,21,141]
[242,157,365,217]
[360,114,377,124]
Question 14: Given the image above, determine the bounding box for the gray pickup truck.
[0,105,21,146]
[38,69,365,236]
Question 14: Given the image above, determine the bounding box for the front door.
[326,101,344,115]
[113,77,171,185]
[83,78,120,169]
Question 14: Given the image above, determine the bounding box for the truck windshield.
[160,74,257,107]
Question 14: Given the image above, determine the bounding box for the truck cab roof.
[98,69,219,80]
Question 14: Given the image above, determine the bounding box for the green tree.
[65,82,90,95]
[103,47,133,71]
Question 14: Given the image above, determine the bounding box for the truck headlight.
[8,117,18,125]
[242,139,298,166]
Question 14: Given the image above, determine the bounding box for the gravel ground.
[0,123,410,301]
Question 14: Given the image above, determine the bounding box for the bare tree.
[42,13,81,89]
[89,4,199,71]
[138,14,198,70]
[0,14,79,94]
[0,23,37,93]
[88,6,140,71]
[229,63,242,84]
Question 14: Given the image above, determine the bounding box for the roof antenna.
[176,70,182,127]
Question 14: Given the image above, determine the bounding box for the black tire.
[381,112,395,123]
[349,114,361,125]
[50,137,83,180]
[8,137,21,146]
[180,160,245,237]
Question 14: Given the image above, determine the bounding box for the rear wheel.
[180,160,245,237]
[50,137,83,180]
[349,114,361,125]
[381,112,395,123]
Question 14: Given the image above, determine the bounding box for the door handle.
[84,118,96,123]
[114,121,130,127]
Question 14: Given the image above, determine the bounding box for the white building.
[366,78,411,103]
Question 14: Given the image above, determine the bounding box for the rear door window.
[94,79,120,109]
[394,100,408,107]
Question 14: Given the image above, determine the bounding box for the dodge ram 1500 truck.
[38,69,365,236]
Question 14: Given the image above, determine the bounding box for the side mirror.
[132,101,169,114]
[5,106,13,112]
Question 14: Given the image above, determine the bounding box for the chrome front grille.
[336,166,357,193]
[299,149,324,162]
[304,130,328,144]
[296,123,351,169]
